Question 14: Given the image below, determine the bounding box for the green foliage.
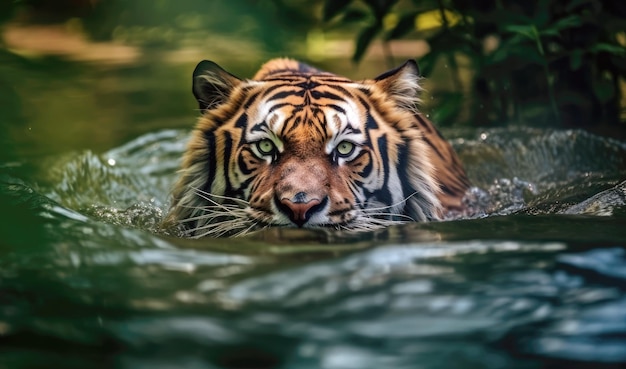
[325,0,626,132]
[2,0,320,52]
[325,0,401,62]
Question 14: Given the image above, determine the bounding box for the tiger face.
[167,58,469,237]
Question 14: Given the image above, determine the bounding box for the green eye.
[336,141,355,157]
[256,139,276,155]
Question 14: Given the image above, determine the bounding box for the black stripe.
[357,95,371,112]
[327,84,352,96]
[372,135,392,206]
[417,114,446,140]
[321,104,346,114]
[365,114,378,130]
[236,177,254,196]
[341,125,361,135]
[267,89,304,102]
[296,79,320,90]
[238,148,255,175]
[314,116,326,137]
[202,130,217,195]
[250,120,267,133]
[222,131,234,193]
[263,75,350,84]
[314,77,352,83]
[357,87,371,97]
[310,90,343,101]
[441,184,456,196]
[415,114,434,133]
[260,83,290,98]
[284,115,302,134]
[269,102,292,112]
[421,135,445,160]
[234,112,248,129]
[356,150,372,177]
[262,77,308,82]
[397,141,415,216]
[243,90,261,109]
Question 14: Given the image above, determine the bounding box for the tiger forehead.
[247,78,365,132]
[254,75,360,105]
[265,106,339,137]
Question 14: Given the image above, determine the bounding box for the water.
[2,53,626,368]
[1,123,625,369]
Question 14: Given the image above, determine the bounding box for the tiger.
[165,58,470,237]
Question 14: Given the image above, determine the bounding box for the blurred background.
[1,0,625,161]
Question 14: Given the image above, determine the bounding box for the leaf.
[592,78,615,103]
[422,30,476,54]
[565,0,592,12]
[486,36,541,66]
[504,24,535,40]
[323,0,352,21]
[341,8,370,23]
[487,46,511,65]
[591,43,626,55]
[499,34,532,49]
[386,11,419,40]
[353,24,380,62]
[485,44,546,70]
[540,28,560,37]
[545,15,582,33]
[569,49,583,70]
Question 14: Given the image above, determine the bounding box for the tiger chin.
[165,58,470,238]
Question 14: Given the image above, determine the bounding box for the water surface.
[1,59,626,369]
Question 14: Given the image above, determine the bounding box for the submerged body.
[167,58,470,237]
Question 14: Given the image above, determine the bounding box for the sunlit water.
[1,127,626,369]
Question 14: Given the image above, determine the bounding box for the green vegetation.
[324,0,626,132]
[1,0,625,139]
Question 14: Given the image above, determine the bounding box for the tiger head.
[166,58,469,237]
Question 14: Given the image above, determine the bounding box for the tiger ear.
[373,59,422,109]
[193,60,242,111]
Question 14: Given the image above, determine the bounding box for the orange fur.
[166,58,470,237]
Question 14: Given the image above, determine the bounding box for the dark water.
[2,126,626,369]
[2,56,626,368]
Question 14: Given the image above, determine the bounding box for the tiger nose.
[278,194,325,227]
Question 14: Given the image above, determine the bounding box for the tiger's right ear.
[372,59,422,111]
[192,60,242,112]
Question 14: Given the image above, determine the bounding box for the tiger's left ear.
[373,59,422,109]
[193,60,242,112]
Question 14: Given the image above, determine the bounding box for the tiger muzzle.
[273,157,331,227]
[277,195,327,227]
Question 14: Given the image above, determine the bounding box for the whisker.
[361,191,420,213]
[190,186,249,206]
[193,192,243,212]
[177,183,421,237]
[182,208,248,223]
[190,219,253,238]
[232,220,260,237]
[190,216,247,232]
[360,211,416,222]
[176,203,242,211]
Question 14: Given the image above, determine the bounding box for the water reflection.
[2,175,626,368]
